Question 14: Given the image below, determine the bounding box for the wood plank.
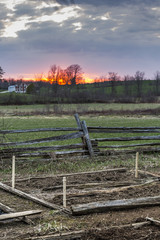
[0,202,15,213]
[0,132,83,146]
[55,167,126,177]
[16,150,87,158]
[0,143,84,154]
[0,210,42,221]
[0,202,32,225]
[99,142,160,149]
[54,179,156,198]
[93,135,160,142]
[43,180,144,191]
[89,129,160,133]
[88,126,160,130]
[146,217,160,226]
[81,121,94,157]
[98,148,160,155]
[138,170,160,178]
[0,127,80,134]
[71,195,160,215]
[7,168,127,183]
[0,182,71,215]
[27,230,85,240]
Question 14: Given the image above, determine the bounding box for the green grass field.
[0,114,160,178]
[0,103,160,115]
[1,115,160,146]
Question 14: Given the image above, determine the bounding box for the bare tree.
[65,64,83,85]
[48,65,63,98]
[134,71,145,98]
[123,75,134,97]
[108,72,120,97]
[48,65,57,84]
[154,71,160,96]
[0,66,5,79]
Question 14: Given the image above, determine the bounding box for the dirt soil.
[1,169,160,239]
[82,225,160,240]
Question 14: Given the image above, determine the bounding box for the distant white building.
[8,83,28,93]
[8,85,16,92]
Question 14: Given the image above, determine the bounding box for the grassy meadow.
[0,102,160,115]
[1,109,160,147]
[0,103,160,178]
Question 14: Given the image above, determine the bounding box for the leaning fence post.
[81,120,94,157]
[74,113,87,154]
[74,113,81,129]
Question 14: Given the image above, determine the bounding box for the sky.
[1,0,160,81]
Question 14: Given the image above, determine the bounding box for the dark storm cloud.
[0,3,12,35]
[7,0,160,55]
[11,1,73,21]
[13,2,38,18]
[0,3,9,19]
[1,0,160,78]
[56,0,75,5]
[12,2,59,21]
[76,0,159,7]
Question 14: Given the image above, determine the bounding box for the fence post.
[81,120,94,157]
[63,177,67,208]
[74,113,81,129]
[12,155,16,189]
[135,152,139,178]
[74,113,87,154]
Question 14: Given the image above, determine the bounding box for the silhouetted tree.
[154,71,160,96]
[134,71,145,98]
[65,64,83,85]
[0,66,5,79]
[48,65,62,99]
[123,75,133,97]
[26,83,35,94]
[108,72,120,97]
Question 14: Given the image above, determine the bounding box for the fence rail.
[0,127,80,135]
[0,114,160,160]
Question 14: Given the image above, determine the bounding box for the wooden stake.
[135,152,139,178]
[12,155,15,189]
[63,177,66,208]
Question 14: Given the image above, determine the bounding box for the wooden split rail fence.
[0,113,160,160]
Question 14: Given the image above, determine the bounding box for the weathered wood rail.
[0,114,96,159]
[87,124,160,155]
[0,113,160,159]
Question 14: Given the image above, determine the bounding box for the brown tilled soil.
[1,169,160,239]
[82,225,160,240]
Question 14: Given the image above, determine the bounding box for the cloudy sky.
[1,0,160,81]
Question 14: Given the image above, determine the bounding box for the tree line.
[1,64,160,104]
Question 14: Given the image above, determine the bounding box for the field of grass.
[0,114,160,178]
[1,114,160,146]
[0,103,160,115]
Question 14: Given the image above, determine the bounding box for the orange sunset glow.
[22,72,96,85]
[23,76,95,84]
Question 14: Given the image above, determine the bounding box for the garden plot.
[1,168,160,239]
[13,168,160,212]
[80,223,160,240]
